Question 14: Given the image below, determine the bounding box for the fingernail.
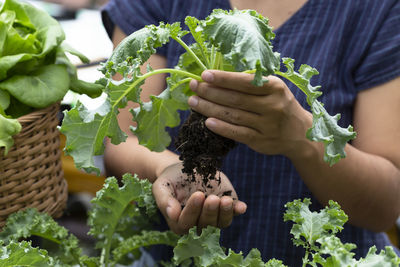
[189,79,198,90]
[188,96,199,107]
[205,118,216,129]
[202,71,214,82]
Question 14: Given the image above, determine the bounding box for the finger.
[178,191,205,233]
[201,70,280,95]
[190,81,266,113]
[198,195,220,230]
[205,117,260,144]
[233,200,247,216]
[218,196,234,228]
[152,180,181,222]
[188,95,261,130]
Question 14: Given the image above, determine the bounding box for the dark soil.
[175,110,236,189]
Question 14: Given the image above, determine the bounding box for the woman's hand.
[188,70,313,159]
[152,162,247,235]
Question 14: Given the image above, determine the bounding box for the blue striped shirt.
[102,0,400,265]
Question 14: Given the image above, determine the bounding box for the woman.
[101,0,400,265]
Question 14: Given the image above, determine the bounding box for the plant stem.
[114,68,202,107]
[173,36,208,71]
[170,77,192,91]
[210,45,216,67]
[243,69,256,74]
[212,51,222,69]
[302,250,309,267]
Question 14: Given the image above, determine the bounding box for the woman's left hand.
[188,70,313,158]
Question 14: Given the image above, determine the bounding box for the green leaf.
[60,100,125,174]
[0,111,21,155]
[307,101,356,166]
[0,0,65,80]
[88,173,157,265]
[283,199,348,251]
[113,230,179,262]
[0,64,70,108]
[173,227,226,266]
[61,42,89,64]
[357,246,400,266]
[173,226,277,267]
[202,9,280,85]
[0,10,41,56]
[0,241,54,267]
[100,22,180,78]
[0,89,10,110]
[61,23,182,172]
[132,87,189,152]
[275,58,322,105]
[0,208,82,265]
[184,16,210,68]
[313,236,357,266]
[265,259,288,267]
[69,76,104,98]
[276,58,356,165]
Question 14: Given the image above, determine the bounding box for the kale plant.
[0,174,398,266]
[60,9,356,179]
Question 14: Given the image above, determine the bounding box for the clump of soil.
[175,110,236,189]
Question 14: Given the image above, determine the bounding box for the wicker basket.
[0,102,68,228]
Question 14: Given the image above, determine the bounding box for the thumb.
[152,180,181,222]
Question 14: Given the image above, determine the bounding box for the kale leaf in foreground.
[0,173,399,266]
[284,199,400,267]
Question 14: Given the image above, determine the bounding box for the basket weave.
[0,102,68,228]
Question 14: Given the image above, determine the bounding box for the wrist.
[153,151,181,179]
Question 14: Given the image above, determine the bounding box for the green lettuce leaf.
[0,0,65,80]
[0,64,70,108]
[0,110,21,155]
[0,0,102,155]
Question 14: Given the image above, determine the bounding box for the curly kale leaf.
[0,241,56,267]
[284,199,400,266]
[202,9,280,86]
[276,58,356,165]
[0,208,82,265]
[88,173,157,266]
[173,226,285,267]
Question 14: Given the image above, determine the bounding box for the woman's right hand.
[152,162,247,235]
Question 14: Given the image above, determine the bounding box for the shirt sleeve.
[101,0,169,56]
[354,1,400,91]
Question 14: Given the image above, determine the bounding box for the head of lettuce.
[0,0,102,155]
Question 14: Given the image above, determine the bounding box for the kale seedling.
[60,9,356,183]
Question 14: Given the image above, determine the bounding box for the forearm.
[289,138,400,232]
[104,136,180,183]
